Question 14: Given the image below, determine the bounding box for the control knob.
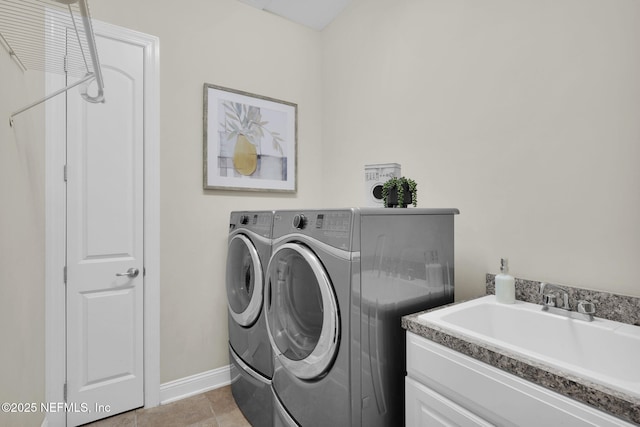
[239,215,249,225]
[292,214,307,230]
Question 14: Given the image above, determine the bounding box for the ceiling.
[237,0,351,31]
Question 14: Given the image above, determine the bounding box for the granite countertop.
[401,276,640,425]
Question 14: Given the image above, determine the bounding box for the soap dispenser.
[495,258,515,304]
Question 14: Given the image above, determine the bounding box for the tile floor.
[83,385,252,427]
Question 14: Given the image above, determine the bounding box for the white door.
[65,34,145,426]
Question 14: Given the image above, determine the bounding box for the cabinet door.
[406,332,636,427]
[406,377,492,427]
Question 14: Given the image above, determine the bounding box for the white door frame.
[45,21,160,426]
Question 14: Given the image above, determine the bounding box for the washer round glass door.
[226,234,263,327]
[265,242,339,380]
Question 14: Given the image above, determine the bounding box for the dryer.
[227,211,274,427]
[265,208,459,426]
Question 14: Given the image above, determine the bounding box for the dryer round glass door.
[226,234,264,327]
[264,243,339,380]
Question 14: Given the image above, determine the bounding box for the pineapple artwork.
[204,84,297,192]
[233,134,257,176]
[220,101,285,177]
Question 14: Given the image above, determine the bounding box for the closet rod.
[9,73,94,127]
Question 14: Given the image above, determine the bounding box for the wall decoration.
[203,83,297,192]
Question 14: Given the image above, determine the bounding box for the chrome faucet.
[540,283,570,310]
[540,283,595,322]
[577,300,596,319]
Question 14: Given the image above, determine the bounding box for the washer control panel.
[292,214,307,230]
[313,212,351,234]
[230,211,273,238]
[274,210,353,250]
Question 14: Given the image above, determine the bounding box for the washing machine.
[264,208,459,426]
[227,211,274,427]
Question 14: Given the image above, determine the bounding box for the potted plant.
[382,176,417,208]
[221,101,285,176]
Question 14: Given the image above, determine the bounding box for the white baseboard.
[159,365,232,405]
[41,367,231,426]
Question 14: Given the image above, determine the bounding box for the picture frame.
[203,83,297,192]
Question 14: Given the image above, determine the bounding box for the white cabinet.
[405,332,634,427]
[406,376,492,427]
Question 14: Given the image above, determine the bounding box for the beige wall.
[2,1,639,423]
[322,0,640,299]
[0,51,45,426]
[89,0,324,383]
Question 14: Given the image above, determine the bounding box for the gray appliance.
[265,208,459,426]
[227,211,274,427]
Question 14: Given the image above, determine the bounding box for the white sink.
[418,295,640,399]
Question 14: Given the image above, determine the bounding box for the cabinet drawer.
[406,332,634,427]
[406,376,492,427]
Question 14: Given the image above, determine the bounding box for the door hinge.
[63,266,67,285]
[63,383,67,401]
[63,165,67,182]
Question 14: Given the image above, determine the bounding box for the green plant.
[382,176,417,208]
[221,101,285,155]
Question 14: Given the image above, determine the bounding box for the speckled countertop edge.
[401,278,640,425]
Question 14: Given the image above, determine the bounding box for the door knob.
[116,268,139,278]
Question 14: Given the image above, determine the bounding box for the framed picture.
[203,83,297,192]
